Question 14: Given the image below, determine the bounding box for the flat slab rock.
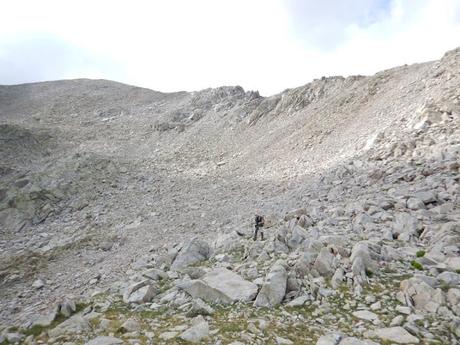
[366,326,420,344]
[352,310,380,323]
[85,336,124,345]
[48,315,91,338]
[316,334,379,345]
[180,267,258,304]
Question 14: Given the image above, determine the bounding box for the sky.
[1,0,460,96]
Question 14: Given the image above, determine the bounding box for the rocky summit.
[0,47,459,345]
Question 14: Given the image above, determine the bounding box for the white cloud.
[0,0,459,95]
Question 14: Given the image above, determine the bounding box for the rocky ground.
[0,48,459,344]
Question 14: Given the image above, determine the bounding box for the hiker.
[254,214,265,241]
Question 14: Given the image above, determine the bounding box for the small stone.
[123,282,156,304]
[365,295,376,304]
[406,314,424,323]
[5,333,24,344]
[286,295,309,307]
[142,268,168,281]
[32,279,45,289]
[407,198,425,210]
[331,268,345,289]
[119,318,140,332]
[180,316,209,343]
[316,333,342,345]
[341,338,379,345]
[186,298,214,317]
[390,315,405,326]
[99,318,112,330]
[370,301,381,310]
[352,310,380,323]
[396,305,411,315]
[56,298,76,318]
[99,241,114,251]
[248,322,260,334]
[276,335,294,344]
[159,331,178,340]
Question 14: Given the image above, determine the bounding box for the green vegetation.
[410,260,424,270]
[416,250,426,258]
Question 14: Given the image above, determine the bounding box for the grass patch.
[410,261,424,270]
[365,269,374,278]
[416,250,426,258]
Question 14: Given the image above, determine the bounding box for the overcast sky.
[1,0,460,95]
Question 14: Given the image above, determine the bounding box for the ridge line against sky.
[1,0,460,96]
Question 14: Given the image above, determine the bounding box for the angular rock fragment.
[171,238,212,270]
[254,262,287,308]
[313,247,336,277]
[352,310,380,323]
[186,298,214,317]
[123,280,157,304]
[56,298,76,318]
[180,316,209,343]
[400,277,445,313]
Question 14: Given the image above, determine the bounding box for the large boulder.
[350,242,378,271]
[178,268,258,304]
[331,268,345,289]
[171,238,212,270]
[213,231,244,254]
[313,247,336,277]
[438,271,460,286]
[400,277,445,313]
[411,103,444,129]
[294,248,320,278]
[393,213,419,241]
[254,262,287,308]
[287,225,309,250]
[123,281,157,304]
